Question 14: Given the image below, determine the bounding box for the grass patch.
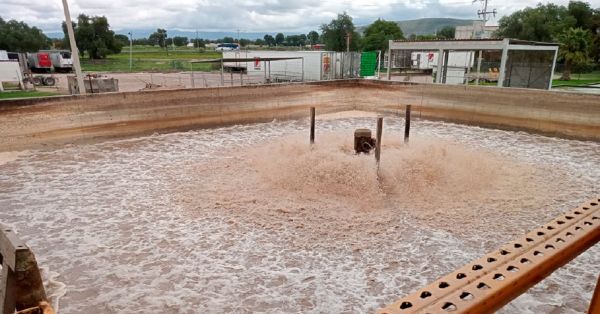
[552,71,600,87]
[81,47,221,72]
[0,90,60,100]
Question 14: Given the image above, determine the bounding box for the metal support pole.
[498,38,509,87]
[465,51,472,85]
[386,49,392,80]
[128,32,133,72]
[476,50,483,85]
[375,117,383,163]
[301,57,305,82]
[404,105,411,143]
[377,50,382,79]
[88,75,94,94]
[442,51,449,84]
[310,107,315,144]
[240,71,243,86]
[190,63,195,88]
[61,0,86,95]
[435,49,444,83]
[548,47,559,90]
[230,71,233,86]
[220,59,224,86]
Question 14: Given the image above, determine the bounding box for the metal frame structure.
[377,197,600,314]
[191,57,304,86]
[387,38,559,90]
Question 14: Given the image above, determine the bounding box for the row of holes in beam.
[394,213,597,312]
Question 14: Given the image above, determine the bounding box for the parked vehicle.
[44,50,73,73]
[27,52,53,73]
[215,43,240,51]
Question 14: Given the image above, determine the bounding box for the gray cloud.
[0,0,591,33]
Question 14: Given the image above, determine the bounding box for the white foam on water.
[0,115,598,313]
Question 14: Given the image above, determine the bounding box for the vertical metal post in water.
[310,107,315,144]
[404,105,411,143]
[375,117,383,163]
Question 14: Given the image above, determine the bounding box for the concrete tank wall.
[356,80,600,140]
[0,81,358,151]
[0,79,598,152]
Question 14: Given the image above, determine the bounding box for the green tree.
[320,12,361,51]
[239,38,251,47]
[495,3,576,42]
[172,36,188,46]
[558,27,591,80]
[191,38,205,48]
[222,36,235,43]
[0,17,49,52]
[255,38,266,46]
[275,33,285,46]
[148,29,167,48]
[362,19,404,53]
[263,34,275,46]
[568,1,594,29]
[114,34,129,47]
[307,30,320,45]
[436,26,455,39]
[590,9,600,62]
[62,14,122,59]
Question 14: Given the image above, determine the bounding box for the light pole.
[61,0,86,95]
[128,32,133,72]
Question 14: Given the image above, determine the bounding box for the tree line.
[1,0,597,80]
[495,1,599,80]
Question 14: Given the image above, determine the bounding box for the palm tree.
[558,27,591,80]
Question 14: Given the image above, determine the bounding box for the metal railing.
[377,197,600,314]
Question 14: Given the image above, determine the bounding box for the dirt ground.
[33,71,440,94]
[36,71,242,94]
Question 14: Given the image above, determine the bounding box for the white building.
[455,21,499,39]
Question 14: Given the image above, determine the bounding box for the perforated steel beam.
[377,197,600,314]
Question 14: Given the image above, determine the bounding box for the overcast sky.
[2,0,598,33]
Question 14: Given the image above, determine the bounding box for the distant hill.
[359,18,475,36]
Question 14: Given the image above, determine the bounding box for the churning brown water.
[0,112,598,313]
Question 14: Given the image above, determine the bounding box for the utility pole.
[196,29,200,53]
[475,0,497,26]
[346,32,351,52]
[128,32,133,71]
[61,0,86,95]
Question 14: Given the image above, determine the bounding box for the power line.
[473,0,497,25]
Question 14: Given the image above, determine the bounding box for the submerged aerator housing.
[354,128,376,154]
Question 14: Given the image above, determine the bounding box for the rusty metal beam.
[0,225,51,314]
[589,276,600,314]
[377,197,600,314]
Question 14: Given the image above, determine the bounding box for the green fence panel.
[360,51,378,77]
